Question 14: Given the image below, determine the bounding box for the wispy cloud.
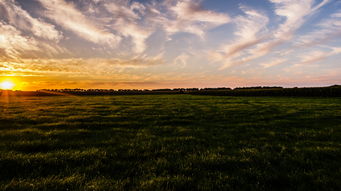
[298,47,341,65]
[248,0,331,59]
[296,10,341,47]
[210,6,269,68]
[97,0,230,54]
[213,0,331,69]
[0,0,62,41]
[102,1,152,53]
[173,52,191,68]
[1,0,230,59]
[261,58,286,68]
[0,56,164,76]
[0,20,66,59]
[166,0,230,37]
[0,22,40,58]
[148,0,230,38]
[37,0,120,45]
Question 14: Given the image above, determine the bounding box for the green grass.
[0,95,340,190]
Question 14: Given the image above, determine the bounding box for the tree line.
[1,85,340,97]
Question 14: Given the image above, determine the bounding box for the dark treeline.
[1,85,340,97]
[190,85,341,97]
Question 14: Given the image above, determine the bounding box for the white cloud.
[215,0,331,69]
[211,6,269,69]
[270,0,314,40]
[88,0,230,54]
[0,22,40,58]
[296,10,341,47]
[37,0,120,45]
[0,56,164,76]
[257,0,330,53]
[102,1,152,53]
[0,0,62,41]
[170,0,230,24]
[173,52,191,67]
[149,0,230,38]
[115,20,152,53]
[261,58,286,68]
[298,47,341,65]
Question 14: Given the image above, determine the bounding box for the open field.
[0,95,340,190]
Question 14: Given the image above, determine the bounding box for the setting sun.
[0,81,14,90]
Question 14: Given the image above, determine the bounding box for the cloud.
[296,10,341,47]
[270,0,314,39]
[37,0,120,45]
[211,6,269,68]
[298,47,341,65]
[261,58,286,68]
[0,56,164,76]
[102,1,152,53]
[214,0,331,69]
[149,0,230,38]
[86,0,230,54]
[0,0,231,60]
[170,0,230,26]
[255,0,330,54]
[0,20,66,59]
[116,20,151,53]
[54,0,153,54]
[173,52,191,67]
[0,0,62,41]
[0,22,40,58]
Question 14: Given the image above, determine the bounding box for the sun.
[0,81,15,90]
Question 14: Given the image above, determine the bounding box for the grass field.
[0,95,340,190]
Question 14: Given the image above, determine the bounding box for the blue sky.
[0,0,340,90]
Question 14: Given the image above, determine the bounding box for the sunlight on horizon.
[0,80,15,90]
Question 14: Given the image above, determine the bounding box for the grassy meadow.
[0,95,340,190]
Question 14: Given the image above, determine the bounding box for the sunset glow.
[0,81,14,90]
[0,0,340,90]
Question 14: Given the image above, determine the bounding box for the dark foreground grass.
[0,95,340,190]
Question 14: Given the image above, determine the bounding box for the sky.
[0,0,340,90]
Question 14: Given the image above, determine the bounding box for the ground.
[0,95,340,190]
